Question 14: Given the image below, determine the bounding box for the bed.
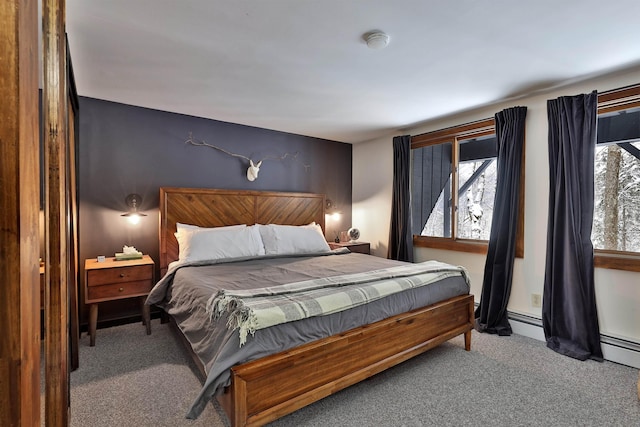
[148,187,474,426]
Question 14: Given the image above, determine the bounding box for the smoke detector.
[364,31,390,49]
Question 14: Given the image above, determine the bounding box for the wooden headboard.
[159,187,326,273]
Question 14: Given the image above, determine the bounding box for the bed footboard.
[217,293,474,427]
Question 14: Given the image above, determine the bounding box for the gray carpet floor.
[70,319,640,426]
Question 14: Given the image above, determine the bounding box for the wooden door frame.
[0,0,41,425]
[43,0,71,425]
[1,1,75,425]
[67,35,80,372]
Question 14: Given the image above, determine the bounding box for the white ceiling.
[66,0,640,143]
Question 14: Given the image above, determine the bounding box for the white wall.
[353,65,640,344]
[352,135,394,258]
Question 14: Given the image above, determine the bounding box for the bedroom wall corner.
[352,136,394,258]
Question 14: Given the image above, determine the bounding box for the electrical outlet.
[531,293,542,308]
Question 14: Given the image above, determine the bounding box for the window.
[456,136,498,240]
[411,119,524,255]
[593,84,640,272]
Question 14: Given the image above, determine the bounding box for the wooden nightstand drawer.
[87,279,153,301]
[87,264,152,287]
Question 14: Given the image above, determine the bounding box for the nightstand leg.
[89,304,98,347]
[141,296,151,335]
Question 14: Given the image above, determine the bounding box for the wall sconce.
[121,193,147,225]
[325,199,342,243]
[325,199,341,220]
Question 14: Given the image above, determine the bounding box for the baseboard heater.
[471,303,640,369]
[508,310,640,369]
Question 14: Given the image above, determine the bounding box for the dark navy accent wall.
[78,97,352,324]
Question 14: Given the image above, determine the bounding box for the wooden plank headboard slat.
[159,187,326,273]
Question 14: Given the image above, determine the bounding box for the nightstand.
[328,241,370,255]
[84,255,154,346]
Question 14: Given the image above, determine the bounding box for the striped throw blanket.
[206,260,469,346]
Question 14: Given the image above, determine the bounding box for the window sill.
[413,236,488,255]
[594,252,640,272]
[413,235,524,258]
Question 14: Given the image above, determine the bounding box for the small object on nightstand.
[97,255,106,262]
[328,241,370,255]
[84,255,155,346]
[115,245,143,260]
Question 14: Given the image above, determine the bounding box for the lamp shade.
[121,193,147,224]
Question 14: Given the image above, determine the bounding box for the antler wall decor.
[185,133,310,182]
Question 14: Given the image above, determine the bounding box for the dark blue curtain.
[475,106,527,335]
[389,135,413,262]
[543,91,603,361]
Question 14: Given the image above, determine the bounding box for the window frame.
[411,118,525,258]
[594,83,640,272]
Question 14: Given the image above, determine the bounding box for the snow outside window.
[592,107,640,254]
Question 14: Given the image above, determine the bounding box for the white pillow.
[174,223,247,250]
[258,223,330,255]
[176,225,264,263]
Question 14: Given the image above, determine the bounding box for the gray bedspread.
[146,251,470,419]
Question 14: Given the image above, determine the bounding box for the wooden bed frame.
[159,187,474,427]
